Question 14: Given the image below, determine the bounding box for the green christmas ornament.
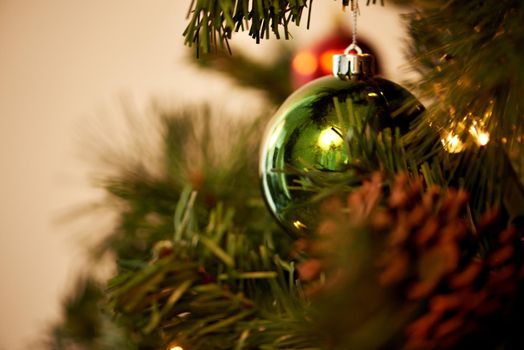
[260,45,425,236]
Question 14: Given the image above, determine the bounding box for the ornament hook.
[334,0,374,79]
[344,42,363,55]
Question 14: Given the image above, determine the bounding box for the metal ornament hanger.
[333,0,376,80]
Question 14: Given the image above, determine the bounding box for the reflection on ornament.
[441,131,466,153]
[293,220,307,230]
[267,120,285,150]
[292,51,318,75]
[318,127,344,150]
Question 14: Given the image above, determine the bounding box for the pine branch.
[49,106,293,349]
[392,0,524,217]
[108,198,321,349]
[183,0,384,56]
[89,106,276,263]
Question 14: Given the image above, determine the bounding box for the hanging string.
[351,0,359,48]
[345,0,362,54]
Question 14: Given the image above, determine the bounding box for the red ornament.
[291,29,381,88]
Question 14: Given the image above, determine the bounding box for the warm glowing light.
[293,220,307,230]
[320,50,338,74]
[469,125,490,146]
[318,127,344,150]
[484,100,494,120]
[292,51,318,75]
[477,133,490,145]
[168,346,183,350]
[441,132,466,153]
[367,92,378,97]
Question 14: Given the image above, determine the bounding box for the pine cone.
[377,175,523,349]
[297,173,524,349]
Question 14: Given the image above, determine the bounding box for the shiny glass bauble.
[260,76,424,236]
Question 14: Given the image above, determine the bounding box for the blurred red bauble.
[291,29,382,88]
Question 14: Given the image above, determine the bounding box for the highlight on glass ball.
[260,45,424,237]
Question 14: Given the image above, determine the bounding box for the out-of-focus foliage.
[194,47,293,105]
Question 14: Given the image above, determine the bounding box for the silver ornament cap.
[333,44,375,80]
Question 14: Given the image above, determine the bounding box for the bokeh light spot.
[292,51,318,76]
[320,50,338,74]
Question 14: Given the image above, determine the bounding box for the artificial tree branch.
[183,0,384,56]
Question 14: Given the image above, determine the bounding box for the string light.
[168,346,184,350]
[441,131,466,153]
[441,111,493,152]
[469,124,490,146]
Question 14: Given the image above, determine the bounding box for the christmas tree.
[48,1,524,349]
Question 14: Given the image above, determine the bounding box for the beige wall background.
[0,1,411,348]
